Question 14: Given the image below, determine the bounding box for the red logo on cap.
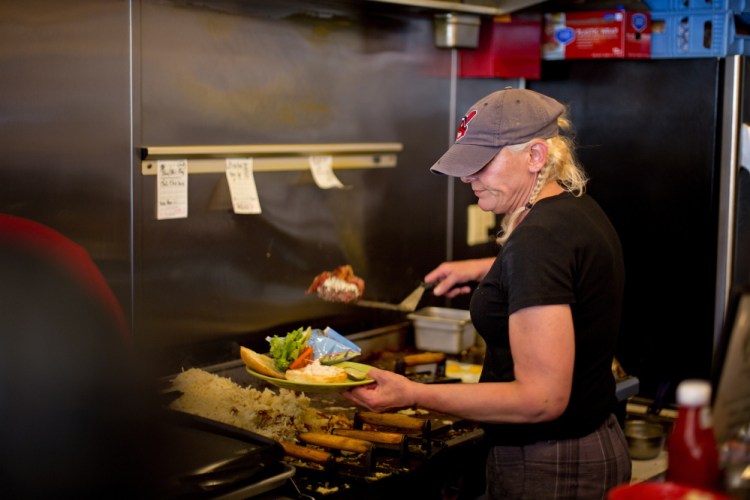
[456,109,477,141]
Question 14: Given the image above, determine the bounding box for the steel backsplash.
[134,1,459,355]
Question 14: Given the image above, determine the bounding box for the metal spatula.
[356,281,437,312]
[397,281,437,312]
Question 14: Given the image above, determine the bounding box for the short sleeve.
[502,224,576,315]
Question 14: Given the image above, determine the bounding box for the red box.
[460,15,542,80]
[542,10,651,59]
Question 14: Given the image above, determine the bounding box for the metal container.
[408,307,477,354]
[433,13,481,49]
[625,420,666,460]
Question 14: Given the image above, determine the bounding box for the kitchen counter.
[631,450,668,484]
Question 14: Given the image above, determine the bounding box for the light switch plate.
[467,204,496,246]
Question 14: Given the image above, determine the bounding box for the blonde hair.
[496,115,588,246]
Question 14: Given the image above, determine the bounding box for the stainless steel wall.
[0,0,133,316]
[135,0,469,356]
[1,0,513,364]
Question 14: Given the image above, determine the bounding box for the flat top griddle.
[155,410,292,499]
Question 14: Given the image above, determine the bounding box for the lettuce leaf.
[266,326,311,372]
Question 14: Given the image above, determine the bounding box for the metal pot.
[625,420,665,460]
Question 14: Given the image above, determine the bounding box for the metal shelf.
[366,0,545,15]
[140,143,402,175]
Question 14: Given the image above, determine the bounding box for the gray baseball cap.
[430,88,565,177]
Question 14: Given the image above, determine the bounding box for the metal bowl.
[625,420,665,460]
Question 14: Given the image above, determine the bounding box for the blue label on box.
[554,27,575,45]
[632,13,648,33]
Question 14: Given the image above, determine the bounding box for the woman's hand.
[341,367,417,413]
[425,258,495,298]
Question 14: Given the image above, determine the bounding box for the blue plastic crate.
[644,0,746,12]
[650,10,748,57]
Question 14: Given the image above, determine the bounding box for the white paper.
[225,158,262,214]
[156,159,188,220]
[741,123,750,173]
[308,155,346,189]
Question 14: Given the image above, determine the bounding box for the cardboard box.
[460,15,542,79]
[543,10,651,59]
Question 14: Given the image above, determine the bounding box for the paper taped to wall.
[309,155,348,189]
[226,158,262,214]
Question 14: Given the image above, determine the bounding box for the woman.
[343,88,631,499]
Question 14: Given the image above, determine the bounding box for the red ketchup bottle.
[666,379,720,490]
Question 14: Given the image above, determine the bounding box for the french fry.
[298,432,372,453]
[279,440,332,463]
[333,428,405,445]
[357,411,428,432]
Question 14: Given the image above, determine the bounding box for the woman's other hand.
[425,258,495,298]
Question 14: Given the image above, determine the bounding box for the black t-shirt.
[471,192,625,446]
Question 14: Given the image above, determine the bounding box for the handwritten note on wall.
[225,158,262,214]
[309,155,346,189]
[157,159,188,220]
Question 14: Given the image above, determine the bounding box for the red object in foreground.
[0,214,130,341]
[666,379,721,490]
[608,481,730,500]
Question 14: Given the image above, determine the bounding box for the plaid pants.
[485,414,632,500]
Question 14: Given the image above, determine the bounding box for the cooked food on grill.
[306,264,365,303]
[285,360,348,384]
[279,440,332,464]
[298,432,372,453]
[168,368,352,442]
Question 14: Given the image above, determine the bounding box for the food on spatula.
[306,264,365,303]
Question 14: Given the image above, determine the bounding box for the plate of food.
[240,326,374,393]
[244,359,374,393]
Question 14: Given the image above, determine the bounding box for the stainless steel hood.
[366,0,548,15]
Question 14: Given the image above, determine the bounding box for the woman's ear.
[527,141,548,173]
